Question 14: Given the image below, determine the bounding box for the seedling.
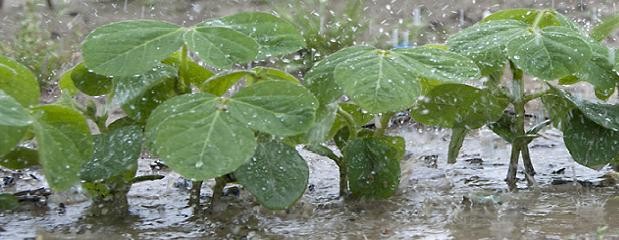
[303,45,480,198]
[413,9,619,189]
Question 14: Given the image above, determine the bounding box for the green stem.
[506,61,527,190]
[522,90,548,104]
[337,107,358,139]
[448,127,468,164]
[177,44,190,94]
[189,180,202,207]
[375,112,394,137]
[210,177,227,207]
[532,9,547,29]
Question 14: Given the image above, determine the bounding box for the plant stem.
[177,44,190,94]
[506,62,527,190]
[188,180,202,207]
[520,145,537,186]
[210,177,227,207]
[522,90,548,104]
[532,9,547,29]
[375,112,394,137]
[448,127,467,164]
[337,107,358,139]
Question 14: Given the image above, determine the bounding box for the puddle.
[1,125,617,239]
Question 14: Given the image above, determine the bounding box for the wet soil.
[1,125,617,239]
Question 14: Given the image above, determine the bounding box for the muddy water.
[1,125,617,239]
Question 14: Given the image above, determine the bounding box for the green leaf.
[70,63,113,96]
[252,67,299,83]
[482,9,561,28]
[58,68,79,97]
[411,84,509,129]
[82,20,185,77]
[545,86,619,131]
[329,103,373,138]
[448,128,467,164]
[563,110,619,169]
[32,105,93,190]
[162,51,214,86]
[305,46,373,105]
[235,139,309,210]
[201,70,252,96]
[184,25,258,69]
[212,12,305,59]
[112,64,177,106]
[573,43,618,99]
[302,102,338,145]
[80,125,143,182]
[145,93,257,180]
[591,14,619,41]
[540,88,576,129]
[0,91,32,157]
[227,80,318,136]
[0,55,40,106]
[345,136,404,199]
[334,49,419,113]
[0,194,19,211]
[488,112,517,143]
[506,26,592,80]
[448,20,528,76]
[0,147,38,170]
[393,47,481,82]
[122,77,177,123]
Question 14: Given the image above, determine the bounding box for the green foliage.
[0,55,40,107]
[0,147,39,170]
[235,139,309,210]
[591,13,619,41]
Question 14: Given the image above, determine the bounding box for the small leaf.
[162,51,214,86]
[228,80,318,136]
[70,63,113,96]
[448,20,528,76]
[411,84,509,129]
[302,102,338,145]
[0,147,38,170]
[212,12,305,58]
[200,70,252,96]
[506,26,592,80]
[32,105,93,191]
[58,68,79,97]
[0,194,19,211]
[329,103,373,138]
[112,64,177,106]
[563,110,619,169]
[121,74,177,123]
[252,67,300,83]
[82,20,185,77]
[235,139,309,210]
[0,91,32,157]
[482,9,561,28]
[146,93,257,180]
[184,25,258,69]
[345,136,404,199]
[0,55,40,106]
[591,14,619,41]
[80,125,143,182]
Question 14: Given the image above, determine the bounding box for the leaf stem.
[532,9,547,29]
[448,127,467,164]
[177,44,190,94]
[375,112,394,137]
[522,90,548,104]
[506,61,528,190]
[337,107,358,139]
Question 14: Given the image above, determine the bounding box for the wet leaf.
[58,68,79,97]
[228,80,318,136]
[252,67,299,83]
[0,194,19,211]
[162,51,214,86]
[145,93,257,180]
[82,20,185,77]
[411,84,509,129]
[544,86,619,131]
[301,102,338,145]
[345,136,404,199]
[69,63,113,96]
[563,110,619,169]
[0,91,31,157]
[393,47,481,82]
[32,105,93,191]
[448,20,528,76]
[506,26,591,80]
[572,43,618,99]
[235,139,309,210]
[112,64,177,106]
[482,9,562,28]
[0,147,38,170]
[201,70,252,96]
[329,103,374,138]
[0,55,40,107]
[121,74,177,123]
[184,25,258,69]
[211,12,305,59]
[591,14,619,41]
[80,125,143,182]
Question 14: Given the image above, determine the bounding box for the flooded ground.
[1,125,618,239]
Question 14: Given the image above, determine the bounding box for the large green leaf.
[0,91,32,157]
[506,26,591,80]
[572,42,618,99]
[122,77,177,123]
[0,55,40,106]
[184,25,258,69]
[305,46,373,105]
[545,86,619,131]
[333,49,419,113]
[227,80,318,136]
[393,47,481,82]
[82,20,185,77]
[145,93,257,180]
[0,147,39,170]
[70,63,113,96]
[235,139,309,210]
[483,9,562,28]
[32,105,93,190]
[112,64,177,106]
[563,110,619,169]
[80,125,143,182]
[448,20,528,76]
[411,84,509,129]
[212,12,305,59]
[344,136,404,199]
